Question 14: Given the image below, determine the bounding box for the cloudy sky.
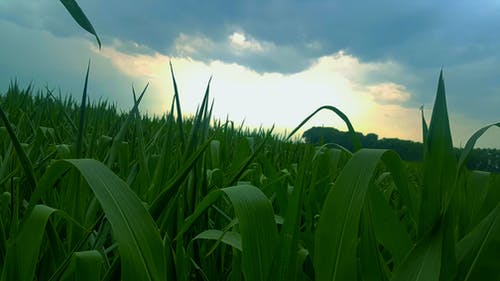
[1,0,499,148]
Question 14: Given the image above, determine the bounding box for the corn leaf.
[314,149,402,281]
[1,205,57,281]
[193,229,242,251]
[59,250,104,281]
[59,0,101,48]
[47,159,167,281]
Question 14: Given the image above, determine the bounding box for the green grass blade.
[224,128,273,187]
[75,61,90,158]
[132,86,151,196]
[149,136,213,221]
[0,104,37,189]
[106,84,148,167]
[169,62,185,148]
[59,0,101,48]
[420,105,428,144]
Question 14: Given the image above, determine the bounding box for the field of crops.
[1,2,500,280]
[0,65,499,281]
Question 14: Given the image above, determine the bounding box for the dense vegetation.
[0,69,499,281]
[1,1,499,280]
[303,127,500,172]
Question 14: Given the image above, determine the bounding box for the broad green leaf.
[46,159,167,281]
[456,203,500,281]
[475,175,500,225]
[419,71,457,237]
[464,171,491,230]
[223,185,279,281]
[176,185,278,281]
[193,229,242,251]
[359,206,390,281]
[391,226,444,281]
[368,183,412,266]
[60,250,104,281]
[314,149,400,281]
[59,0,101,48]
[1,205,57,281]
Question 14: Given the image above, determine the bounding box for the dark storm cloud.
[3,0,499,73]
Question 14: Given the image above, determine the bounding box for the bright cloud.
[94,40,426,142]
[229,32,264,52]
[367,83,411,103]
[2,19,497,148]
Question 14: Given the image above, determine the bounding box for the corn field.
[1,1,500,280]
[0,67,499,281]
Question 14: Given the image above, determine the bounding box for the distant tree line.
[302,127,500,173]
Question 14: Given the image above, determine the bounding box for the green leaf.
[367,183,412,266]
[176,185,278,281]
[60,250,104,281]
[1,205,56,281]
[419,71,457,237]
[47,159,167,281]
[456,203,500,281]
[75,61,90,158]
[391,226,444,281]
[314,149,402,281]
[223,185,279,281]
[420,105,428,145]
[457,122,500,173]
[0,103,37,189]
[193,229,242,251]
[359,206,390,281]
[59,0,101,48]
[287,105,361,151]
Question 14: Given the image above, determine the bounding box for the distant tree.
[303,126,499,172]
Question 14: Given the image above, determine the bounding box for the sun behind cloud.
[93,38,425,141]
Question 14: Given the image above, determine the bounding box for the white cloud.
[367,83,411,103]
[229,32,264,52]
[173,33,215,56]
[2,19,497,148]
[96,44,425,142]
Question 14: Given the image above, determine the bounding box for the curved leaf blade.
[50,159,167,281]
[59,0,101,48]
[1,205,57,281]
[222,185,279,281]
[314,149,396,281]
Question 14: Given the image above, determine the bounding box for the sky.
[1,0,499,148]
